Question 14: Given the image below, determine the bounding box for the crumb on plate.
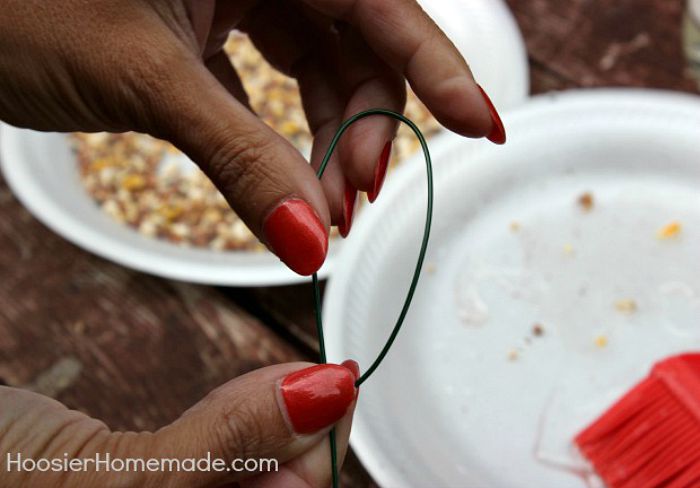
[614,299,638,314]
[563,243,574,255]
[578,192,594,211]
[594,335,608,348]
[657,221,682,240]
[507,348,520,361]
[532,323,544,336]
[509,221,521,232]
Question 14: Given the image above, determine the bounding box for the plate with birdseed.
[0,0,527,285]
[324,90,700,486]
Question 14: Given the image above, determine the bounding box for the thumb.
[142,362,357,488]
[141,54,331,276]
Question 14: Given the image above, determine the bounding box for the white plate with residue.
[0,0,527,286]
[324,90,700,487]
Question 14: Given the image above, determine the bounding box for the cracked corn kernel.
[121,174,146,191]
[138,220,157,237]
[657,221,682,239]
[157,204,184,221]
[90,158,113,171]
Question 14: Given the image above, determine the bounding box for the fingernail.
[338,181,358,238]
[263,198,328,276]
[341,359,360,381]
[367,141,392,203]
[280,364,357,434]
[477,84,506,145]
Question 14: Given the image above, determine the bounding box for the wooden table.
[0,1,697,485]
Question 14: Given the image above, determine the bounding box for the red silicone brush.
[575,353,700,488]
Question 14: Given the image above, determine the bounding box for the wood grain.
[507,0,699,93]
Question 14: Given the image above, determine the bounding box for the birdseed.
[74,32,441,251]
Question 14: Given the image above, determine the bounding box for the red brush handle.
[652,353,700,422]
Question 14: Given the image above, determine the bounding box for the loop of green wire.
[311,109,433,488]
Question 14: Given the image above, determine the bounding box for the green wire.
[311,272,338,485]
[312,109,433,488]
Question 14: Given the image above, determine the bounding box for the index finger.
[302,0,504,141]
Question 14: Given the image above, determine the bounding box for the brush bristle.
[575,376,700,488]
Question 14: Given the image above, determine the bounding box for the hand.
[0,0,504,275]
[0,361,359,487]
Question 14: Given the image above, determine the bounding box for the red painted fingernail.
[341,359,360,381]
[338,181,358,238]
[367,141,392,203]
[477,84,506,145]
[280,364,357,434]
[263,199,328,276]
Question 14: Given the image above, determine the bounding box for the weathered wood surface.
[509,0,698,94]
[0,1,697,487]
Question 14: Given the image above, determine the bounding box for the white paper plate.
[0,0,527,286]
[324,89,700,487]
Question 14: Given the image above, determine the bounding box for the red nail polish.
[338,181,358,238]
[280,364,356,434]
[263,199,328,276]
[367,141,392,203]
[477,85,506,145]
[341,359,360,381]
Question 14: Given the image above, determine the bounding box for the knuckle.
[213,399,266,460]
[205,132,275,204]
